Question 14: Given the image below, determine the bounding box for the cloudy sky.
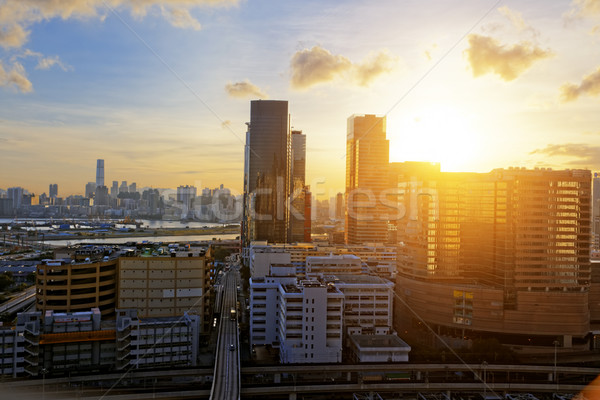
[1,0,600,198]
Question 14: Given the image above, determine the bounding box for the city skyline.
[2,1,600,196]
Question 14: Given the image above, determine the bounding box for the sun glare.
[390,105,483,172]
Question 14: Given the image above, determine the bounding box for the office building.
[96,159,104,187]
[594,172,600,249]
[335,192,344,220]
[345,115,390,244]
[129,182,137,194]
[7,187,24,211]
[94,185,109,206]
[393,163,592,349]
[289,130,307,242]
[177,185,197,214]
[85,182,95,198]
[243,100,291,248]
[49,184,58,198]
[111,181,119,198]
[119,181,128,194]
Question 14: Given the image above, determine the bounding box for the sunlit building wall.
[393,164,592,348]
[345,115,390,244]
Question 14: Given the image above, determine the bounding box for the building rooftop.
[350,334,411,349]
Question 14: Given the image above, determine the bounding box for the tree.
[0,273,14,291]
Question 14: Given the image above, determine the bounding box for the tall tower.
[96,159,105,188]
[345,114,390,244]
[289,130,306,242]
[243,100,291,247]
[593,172,600,249]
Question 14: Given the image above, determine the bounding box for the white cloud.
[0,61,33,93]
[289,45,396,90]
[464,34,552,81]
[225,80,268,99]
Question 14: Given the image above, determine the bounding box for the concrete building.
[243,100,291,248]
[1,308,200,377]
[115,309,199,370]
[7,187,24,211]
[36,256,118,317]
[247,241,396,278]
[117,249,209,331]
[249,266,344,364]
[345,114,390,244]
[306,254,362,277]
[393,163,592,350]
[85,182,95,198]
[348,334,411,363]
[324,274,394,337]
[111,181,119,199]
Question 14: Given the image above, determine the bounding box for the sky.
[1,0,600,198]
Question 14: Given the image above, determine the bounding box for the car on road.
[229,344,235,351]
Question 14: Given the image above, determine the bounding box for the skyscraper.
[345,114,390,244]
[111,181,119,199]
[594,172,600,249]
[96,159,104,188]
[289,130,306,242]
[243,100,291,247]
[85,182,95,199]
[49,184,58,198]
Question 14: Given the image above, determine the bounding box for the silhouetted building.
[96,159,104,188]
[290,130,307,242]
[85,182,95,198]
[111,181,119,199]
[243,100,291,247]
[119,181,128,194]
[345,115,390,244]
[49,184,58,198]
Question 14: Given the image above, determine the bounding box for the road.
[209,267,240,400]
[0,286,36,315]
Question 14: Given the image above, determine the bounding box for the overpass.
[209,268,241,400]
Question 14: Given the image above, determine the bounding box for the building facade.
[393,164,592,349]
[345,115,390,244]
[243,100,291,248]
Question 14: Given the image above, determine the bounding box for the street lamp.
[553,340,560,391]
[481,361,488,399]
[41,367,48,400]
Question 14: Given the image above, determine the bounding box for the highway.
[0,286,36,315]
[209,267,240,400]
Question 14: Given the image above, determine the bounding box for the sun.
[390,105,483,172]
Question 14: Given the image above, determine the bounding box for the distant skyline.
[2,0,600,197]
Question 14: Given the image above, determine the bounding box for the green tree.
[0,273,14,291]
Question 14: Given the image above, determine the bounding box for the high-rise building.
[119,181,128,194]
[345,115,390,244]
[49,184,58,198]
[593,172,600,249]
[289,129,306,242]
[243,100,291,247]
[177,185,197,215]
[96,159,104,188]
[392,163,592,349]
[95,185,109,206]
[129,182,137,194]
[85,182,95,198]
[111,181,119,198]
[335,192,344,221]
[7,187,24,211]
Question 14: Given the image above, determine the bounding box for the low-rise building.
[348,334,411,363]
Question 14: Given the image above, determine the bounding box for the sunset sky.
[1,0,600,198]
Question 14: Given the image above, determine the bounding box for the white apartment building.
[249,266,344,364]
[326,274,394,337]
